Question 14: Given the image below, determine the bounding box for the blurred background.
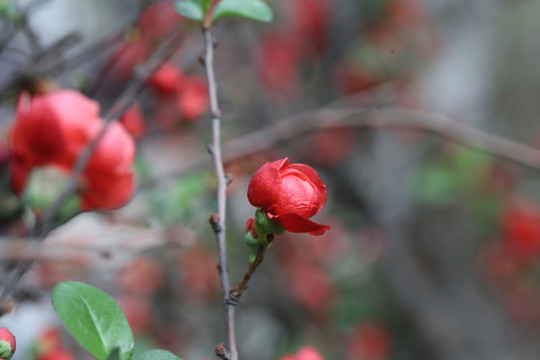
[1,0,540,359]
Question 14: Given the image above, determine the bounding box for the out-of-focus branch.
[223,107,540,169]
[202,27,237,360]
[140,105,540,191]
[0,29,185,310]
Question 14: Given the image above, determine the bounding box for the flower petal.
[81,171,135,211]
[286,163,327,213]
[247,161,283,210]
[277,213,330,235]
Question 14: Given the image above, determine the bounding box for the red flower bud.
[248,158,329,235]
[10,90,136,211]
[245,218,258,238]
[0,328,15,360]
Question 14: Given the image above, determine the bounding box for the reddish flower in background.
[501,199,540,258]
[0,328,15,360]
[138,0,185,43]
[346,323,392,360]
[38,349,75,360]
[248,158,329,235]
[282,0,331,54]
[10,90,136,211]
[117,295,152,334]
[177,246,220,300]
[120,103,146,139]
[33,327,75,360]
[288,262,335,311]
[116,256,165,295]
[258,33,301,96]
[149,62,209,124]
[149,62,184,95]
[281,346,325,360]
[176,77,209,121]
[106,40,150,82]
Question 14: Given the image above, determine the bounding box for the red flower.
[176,77,209,121]
[38,349,75,360]
[0,328,15,360]
[258,33,301,95]
[120,103,146,138]
[10,90,136,211]
[347,323,392,360]
[248,158,329,235]
[138,0,185,43]
[115,256,165,295]
[281,346,324,360]
[149,62,184,95]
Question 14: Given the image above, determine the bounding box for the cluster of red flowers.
[484,199,540,323]
[104,0,185,84]
[334,0,435,95]
[346,323,392,360]
[115,256,165,334]
[257,0,330,96]
[32,328,74,360]
[148,62,210,126]
[105,1,209,130]
[272,218,347,312]
[9,90,136,211]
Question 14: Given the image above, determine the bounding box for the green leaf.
[175,0,204,21]
[213,0,273,22]
[52,282,134,360]
[108,348,121,360]
[201,0,213,13]
[135,349,183,360]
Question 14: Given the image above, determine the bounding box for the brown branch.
[202,28,237,360]
[0,29,185,309]
[230,243,268,300]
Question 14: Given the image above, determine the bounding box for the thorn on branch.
[207,144,214,155]
[0,301,14,317]
[225,173,233,186]
[226,293,240,306]
[198,55,206,66]
[209,213,222,233]
[215,343,230,360]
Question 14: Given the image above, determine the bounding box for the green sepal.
[245,230,260,264]
[0,339,13,360]
[254,208,285,242]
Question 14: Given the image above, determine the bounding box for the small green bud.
[245,230,260,264]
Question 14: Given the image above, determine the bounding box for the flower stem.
[203,28,238,360]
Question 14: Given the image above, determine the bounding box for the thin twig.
[230,244,268,300]
[0,29,185,308]
[203,28,237,360]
